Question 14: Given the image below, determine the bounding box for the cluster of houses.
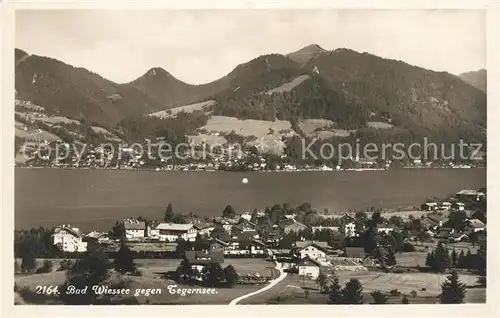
[50,188,486,281]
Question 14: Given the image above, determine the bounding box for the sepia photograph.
[3,1,497,312]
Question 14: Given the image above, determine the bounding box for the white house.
[463,219,486,235]
[376,224,395,235]
[154,223,197,242]
[52,225,87,252]
[311,226,340,233]
[123,219,146,239]
[239,212,252,221]
[293,244,327,260]
[345,222,357,237]
[297,257,322,280]
[421,202,438,211]
[439,202,452,210]
[456,189,485,202]
[85,231,112,244]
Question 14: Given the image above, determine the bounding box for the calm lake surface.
[15,168,486,231]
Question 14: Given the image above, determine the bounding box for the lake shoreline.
[15,168,486,231]
[14,166,485,173]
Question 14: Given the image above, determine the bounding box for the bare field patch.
[396,252,428,267]
[149,100,216,119]
[203,116,292,137]
[202,116,294,154]
[367,121,394,129]
[266,75,310,94]
[26,129,62,142]
[188,134,228,146]
[15,271,67,290]
[266,271,484,304]
[298,119,352,139]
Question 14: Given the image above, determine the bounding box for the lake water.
[15,168,486,231]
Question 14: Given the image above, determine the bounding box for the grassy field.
[14,258,275,305]
[251,271,485,305]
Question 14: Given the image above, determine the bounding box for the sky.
[15,10,486,85]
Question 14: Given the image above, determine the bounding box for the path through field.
[229,262,287,305]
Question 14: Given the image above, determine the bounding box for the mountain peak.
[301,44,326,52]
[459,69,487,92]
[287,44,327,65]
[145,67,171,77]
[15,48,30,65]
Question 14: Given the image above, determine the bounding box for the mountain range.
[15,45,487,144]
[459,69,487,93]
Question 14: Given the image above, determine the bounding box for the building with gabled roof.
[53,224,87,252]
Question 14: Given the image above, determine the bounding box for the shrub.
[402,242,416,252]
[58,259,73,271]
[390,289,400,296]
[18,286,56,304]
[14,261,21,275]
[131,269,143,277]
[421,287,426,291]
[36,260,54,274]
[411,290,417,298]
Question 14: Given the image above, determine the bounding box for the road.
[228,262,287,305]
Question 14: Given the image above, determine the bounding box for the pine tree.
[464,250,473,269]
[224,265,239,288]
[114,244,137,274]
[202,262,226,287]
[111,221,126,241]
[371,290,388,304]
[385,248,397,267]
[21,252,36,274]
[342,279,364,304]
[327,276,344,304]
[401,295,409,304]
[439,270,466,304]
[222,205,236,219]
[457,250,466,269]
[432,242,451,272]
[164,203,174,222]
[451,249,458,268]
[250,208,258,223]
[425,251,435,268]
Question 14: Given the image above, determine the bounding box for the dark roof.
[236,231,258,241]
[427,214,445,223]
[294,240,331,250]
[237,219,257,227]
[123,219,146,230]
[344,247,365,259]
[54,226,82,238]
[196,239,227,249]
[184,250,224,264]
[278,219,295,228]
[193,222,213,230]
[424,218,439,227]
